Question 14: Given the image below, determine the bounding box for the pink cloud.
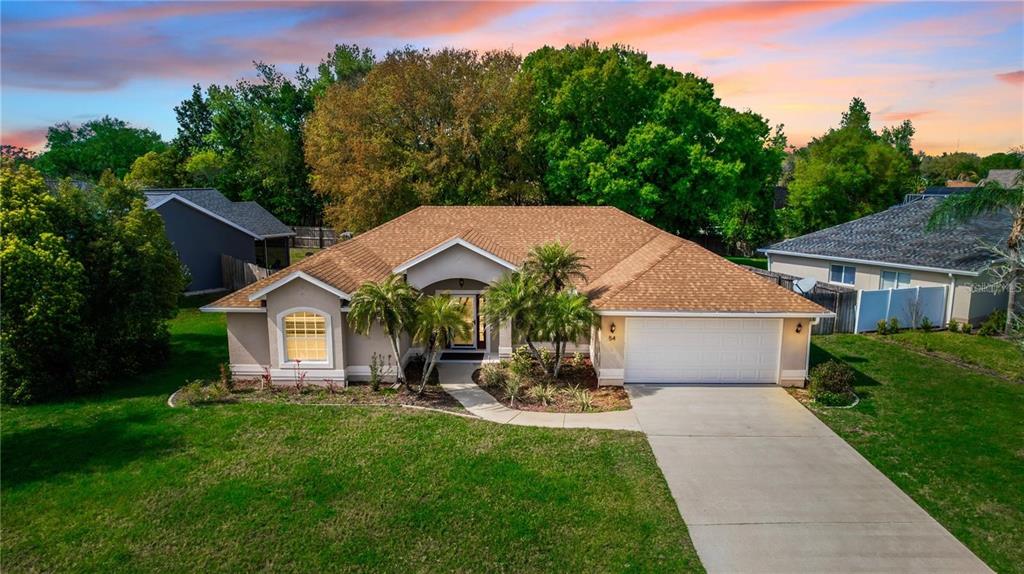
[878,110,933,122]
[1,127,48,151]
[995,70,1024,86]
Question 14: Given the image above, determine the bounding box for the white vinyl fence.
[854,286,947,333]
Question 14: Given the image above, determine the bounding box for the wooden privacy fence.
[743,266,858,334]
[222,254,271,291]
[290,226,339,249]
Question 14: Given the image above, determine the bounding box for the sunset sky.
[2,1,1022,155]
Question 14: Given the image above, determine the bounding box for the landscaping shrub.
[919,316,934,331]
[178,380,232,405]
[947,319,960,333]
[961,322,973,335]
[479,363,507,388]
[538,347,555,373]
[509,345,534,378]
[566,385,594,412]
[888,316,900,334]
[572,352,585,368]
[808,360,856,407]
[978,310,1007,337]
[502,373,524,408]
[369,352,385,391]
[528,381,557,406]
[876,319,889,335]
[1,164,185,403]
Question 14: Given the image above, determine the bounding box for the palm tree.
[413,295,472,394]
[348,274,419,386]
[481,271,544,359]
[536,290,597,378]
[523,242,590,292]
[928,175,1023,334]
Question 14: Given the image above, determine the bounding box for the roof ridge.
[590,235,685,306]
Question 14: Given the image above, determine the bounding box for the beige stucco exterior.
[221,242,822,388]
[227,313,271,366]
[767,252,1005,325]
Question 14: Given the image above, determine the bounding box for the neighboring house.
[981,168,1022,188]
[202,206,830,386]
[761,197,1011,326]
[145,188,294,294]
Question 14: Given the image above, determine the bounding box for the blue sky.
[2,1,1021,154]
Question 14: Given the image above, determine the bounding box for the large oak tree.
[305,47,541,232]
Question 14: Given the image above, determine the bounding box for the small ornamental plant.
[919,316,934,332]
[887,316,900,334]
[876,319,888,335]
[947,319,960,333]
[808,360,856,407]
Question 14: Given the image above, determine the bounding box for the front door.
[450,295,477,348]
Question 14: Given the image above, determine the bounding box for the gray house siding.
[156,200,256,291]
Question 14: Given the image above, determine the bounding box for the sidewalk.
[437,363,640,431]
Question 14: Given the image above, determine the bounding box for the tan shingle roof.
[208,206,826,315]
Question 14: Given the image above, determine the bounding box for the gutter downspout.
[946,273,956,325]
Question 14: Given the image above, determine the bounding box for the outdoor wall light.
[609,322,616,333]
[609,322,617,341]
[458,278,464,287]
[795,322,804,334]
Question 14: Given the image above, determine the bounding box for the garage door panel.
[625,318,781,384]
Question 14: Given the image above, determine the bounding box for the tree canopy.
[34,116,166,180]
[521,42,786,251]
[1,163,184,403]
[306,46,540,232]
[783,98,919,235]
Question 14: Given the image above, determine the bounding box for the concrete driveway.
[628,385,992,573]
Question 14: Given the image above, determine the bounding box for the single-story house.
[761,196,1011,325]
[145,188,294,293]
[202,206,830,386]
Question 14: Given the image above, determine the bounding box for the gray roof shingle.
[980,169,1022,188]
[144,188,294,239]
[762,197,1011,273]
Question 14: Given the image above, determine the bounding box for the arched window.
[283,311,328,362]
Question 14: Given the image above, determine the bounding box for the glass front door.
[450,295,477,348]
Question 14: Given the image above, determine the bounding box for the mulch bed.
[225,381,463,412]
[472,360,630,413]
[200,362,462,412]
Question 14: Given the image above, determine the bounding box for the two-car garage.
[623,317,783,384]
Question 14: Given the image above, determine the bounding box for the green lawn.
[883,330,1024,382]
[1,303,701,573]
[808,335,1024,573]
[725,256,767,270]
[290,246,322,263]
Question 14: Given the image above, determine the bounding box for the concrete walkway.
[628,384,991,574]
[437,363,641,431]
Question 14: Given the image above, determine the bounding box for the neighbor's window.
[829,264,856,285]
[880,270,911,289]
[283,311,327,362]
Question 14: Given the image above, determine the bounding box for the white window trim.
[879,270,911,290]
[277,307,334,369]
[829,264,856,287]
[392,237,518,274]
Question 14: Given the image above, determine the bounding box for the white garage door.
[624,318,781,384]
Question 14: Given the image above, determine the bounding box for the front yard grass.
[882,330,1024,382]
[1,303,702,573]
[807,335,1024,573]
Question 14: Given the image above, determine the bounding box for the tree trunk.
[553,338,564,379]
[387,332,405,387]
[1006,246,1020,335]
[419,334,439,395]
